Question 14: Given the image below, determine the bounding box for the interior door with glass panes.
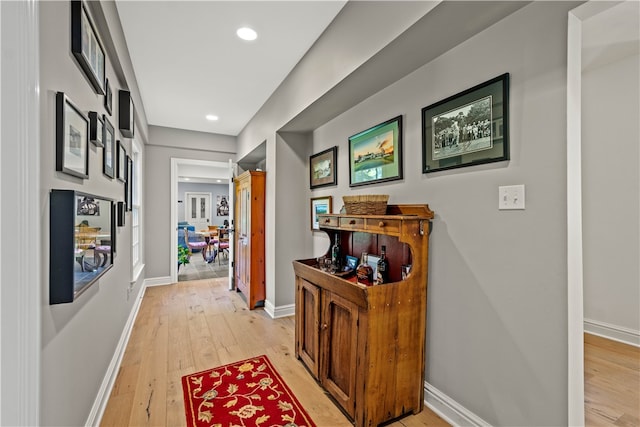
[184,192,211,230]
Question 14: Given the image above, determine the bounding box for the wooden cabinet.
[293,204,434,427]
[234,170,266,309]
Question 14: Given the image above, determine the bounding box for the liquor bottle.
[356,252,373,285]
[331,233,341,269]
[375,245,389,285]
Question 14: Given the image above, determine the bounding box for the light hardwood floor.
[584,333,639,427]
[100,278,449,426]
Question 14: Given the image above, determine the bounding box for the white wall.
[582,1,640,342]
[38,2,145,425]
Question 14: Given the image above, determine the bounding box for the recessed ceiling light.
[236,27,257,41]
[217,180,222,183]
[206,114,219,121]
[184,177,190,181]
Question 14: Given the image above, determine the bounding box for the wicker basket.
[343,195,389,215]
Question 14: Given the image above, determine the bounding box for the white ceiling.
[115,0,346,137]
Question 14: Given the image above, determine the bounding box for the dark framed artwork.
[348,115,403,187]
[310,196,332,230]
[49,190,114,304]
[118,90,135,138]
[104,78,113,115]
[117,140,126,182]
[117,201,126,227]
[56,92,89,179]
[88,111,104,147]
[102,116,115,178]
[309,146,337,189]
[126,155,133,211]
[70,0,106,94]
[422,73,510,173]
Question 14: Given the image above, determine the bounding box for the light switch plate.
[499,185,525,210]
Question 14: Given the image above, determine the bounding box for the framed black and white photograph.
[117,140,126,182]
[310,196,332,230]
[422,73,509,173]
[348,116,403,187]
[103,116,115,178]
[71,0,106,94]
[104,78,113,115]
[56,92,89,179]
[88,111,104,147]
[309,146,337,189]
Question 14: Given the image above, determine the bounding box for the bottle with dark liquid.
[331,232,341,270]
[375,245,389,285]
[356,252,373,285]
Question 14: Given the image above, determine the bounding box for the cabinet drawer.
[318,215,338,228]
[339,217,364,230]
[366,218,400,234]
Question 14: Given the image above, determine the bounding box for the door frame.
[170,158,235,283]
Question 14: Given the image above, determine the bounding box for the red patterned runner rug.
[182,355,316,427]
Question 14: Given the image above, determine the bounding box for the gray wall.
[240,2,580,425]
[38,2,145,425]
[582,2,640,336]
[178,182,230,225]
[144,125,235,278]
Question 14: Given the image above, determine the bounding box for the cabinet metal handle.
[324,218,331,223]
[321,323,328,330]
[349,219,356,225]
[378,221,385,227]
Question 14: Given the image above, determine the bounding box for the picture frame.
[56,92,89,179]
[348,115,403,187]
[126,155,133,211]
[422,73,510,173]
[102,116,115,178]
[309,146,337,189]
[88,111,104,147]
[367,254,380,279]
[70,0,106,95]
[118,90,135,138]
[116,140,126,182]
[310,196,332,230]
[49,190,114,304]
[104,78,113,115]
[345,255,358,271]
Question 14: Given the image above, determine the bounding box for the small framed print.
[422,73,510,173]
[117,140,126,182]
[56,92,89,179]
[310,146,337,189]
[102,116,115,178]
[88,111,104,147]
[70,1,105,94]
[126,155,133,211]
[349,116,403,187]
[104,78,113,115]
[310,196,332,230]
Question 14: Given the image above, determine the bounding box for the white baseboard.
[144,275,173,287]
[264,300,295,319]
[424,381,490,427]
[85,284,148,426]
[584,318,640,347]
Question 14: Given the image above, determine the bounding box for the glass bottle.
[331,232,341,270]
[356,252,373,286]
[375,245,389,285]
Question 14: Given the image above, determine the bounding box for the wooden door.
[321,291,358,418]
[296,278,321,379]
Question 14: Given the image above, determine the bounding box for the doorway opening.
[171,158,234,283]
